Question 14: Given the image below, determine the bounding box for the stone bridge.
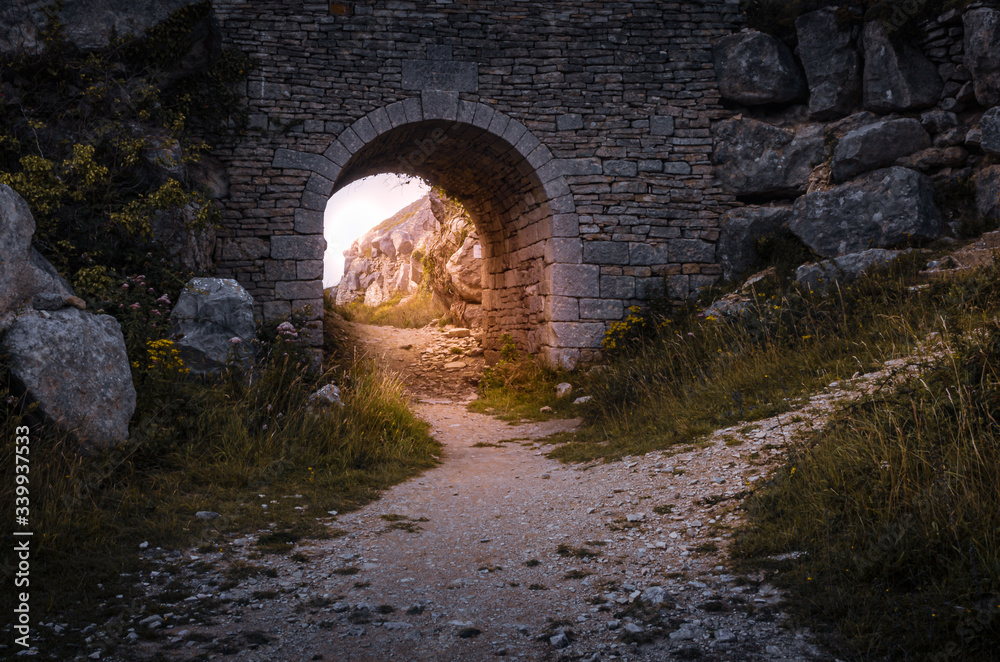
[212,0,741,367]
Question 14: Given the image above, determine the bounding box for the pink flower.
[122,283,129,289]
[156,295,171,305]
[152,309,161,316]
[130,303,141,310]
[229,337,243,345]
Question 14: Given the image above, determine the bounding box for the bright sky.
[323,174,430,287]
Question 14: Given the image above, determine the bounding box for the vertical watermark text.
[13,424,32,649]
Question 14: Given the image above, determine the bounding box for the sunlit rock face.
[336,191,483,326]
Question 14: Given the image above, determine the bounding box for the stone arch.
[273,92,598,369]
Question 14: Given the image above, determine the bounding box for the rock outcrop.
[168,278,256,375]
[336,192,484,327]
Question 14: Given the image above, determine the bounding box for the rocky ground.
[31,321,937,662]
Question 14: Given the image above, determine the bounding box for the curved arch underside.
[275,95,594,368]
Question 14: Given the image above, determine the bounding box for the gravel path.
[101,323,928,662]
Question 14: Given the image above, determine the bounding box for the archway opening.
[329,116,563,363]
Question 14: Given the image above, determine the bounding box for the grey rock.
[2,308,136,449]
[168,278,256,375]
[977,166,1000,221]
[308,384,343,409]
[795,8,861,119]
[555,382,572,398]
[832,118,930,182]
[713,119,825,197]
[1,186,74,328]
[550,632,570,648]
[796,249,906,293]
[982,107,1000,156]
[640,586,674,606]
[790,167,941,257]
[712,30,806,105]
[862,22,943,112]
[964,8,1000,107]
[623,623,645,635]
[195,511,220,520]
[717,206,792,280]
[574,396,593,405]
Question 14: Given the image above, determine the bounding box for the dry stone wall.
[208,0,743,368]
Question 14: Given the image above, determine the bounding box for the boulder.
[1,185,74,329]
[717,206,792,280]
[982,106,1000,156]
[446,236,483,302]
[862,22,943,112]
[1,308,136,449]
[831,118,931,182]
[712,30,806,105]
[977,166,1000,222]
[790,167,941,257]
[376,234,396,259]
[964,8,1000,107]
[795,8,861,119]
[151,202,217,273]
[796,249,906,293]
[168,277,255,375]
[713,119,825,197]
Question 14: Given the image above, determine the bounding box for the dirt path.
[110,321,911,661]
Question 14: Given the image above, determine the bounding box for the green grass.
[468,335,580,421]
[733,324,1000,659]
[547,254,1000,463]
[330,287,447,328]
[0,347,439,643]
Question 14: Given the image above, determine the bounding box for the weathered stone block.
[297,260,324,280]
[544,322,607,349]
[601,275,635,299]
[402,60,478,92]
[545,296,580,322]
[560,158,603,176]
[650,115,675,136]
[221,237,268,261]
[579,298,623,320]
[544,238,582,264]
[275,280,323,301]
[271,235,326,260]
[669,239,715,263]
[545,264,599,298]
[556,113,583,131]
[796,7,861,119]
[604,160,638,177]
[583,241,629,265]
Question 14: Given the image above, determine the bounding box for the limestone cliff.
[335,191,484,327]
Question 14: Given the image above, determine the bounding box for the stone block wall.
[207,0,744,367]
